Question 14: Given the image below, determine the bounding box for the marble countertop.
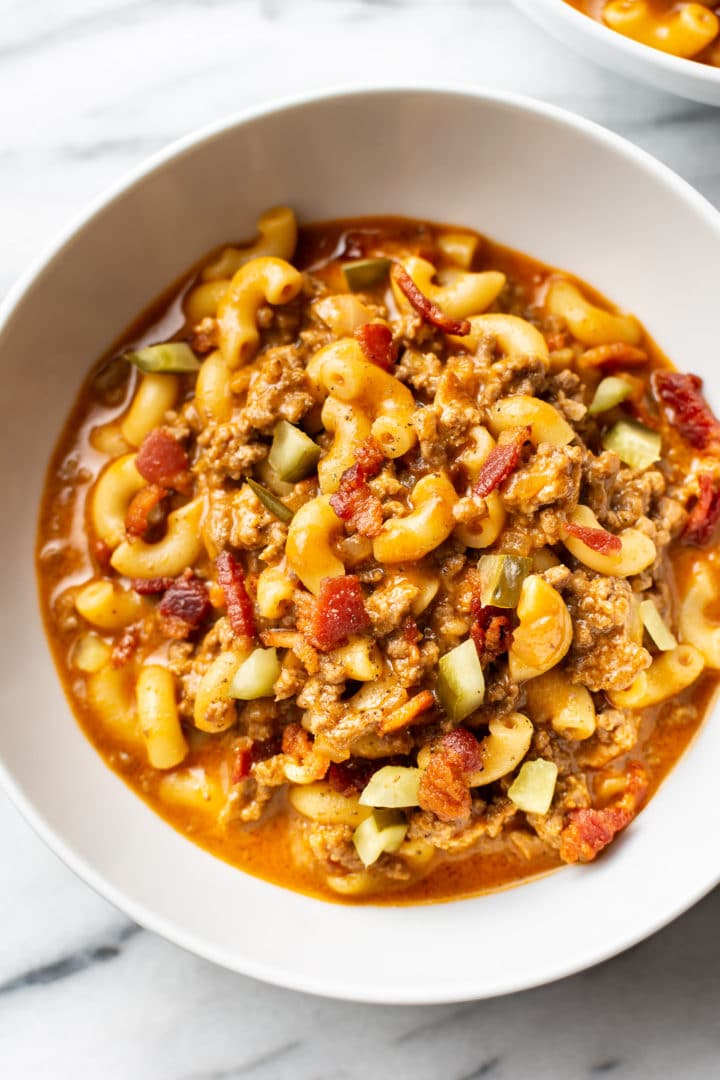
[2,1,720,1077]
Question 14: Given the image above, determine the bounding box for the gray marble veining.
[2,1,720,1077]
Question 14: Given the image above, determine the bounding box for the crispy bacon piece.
[308,575,370,652]
[563,521,622,555]
[559,762,648,863]
[417,728,483,823]
[354,436,384,478]
[157,571,211,639]
[131,576,175,595]
[682,473,720,547]
[327,759,377,797]
[473,428,529,498]
[216,551,256,639]
[580,343,648,371]
[354,323,396,371]
[652,371,720,450]
[470,602,514,665]
[391,263,471,336]
[125,483,167,538]
[135,429,192,492]
[379,690,435,735]
[329,463,383,538]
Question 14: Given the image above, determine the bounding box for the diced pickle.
[507,759,558,815]
[246,478,293,523]
[352,808,408,868]
[268,421,321,483]
[125,342,200,374]
[588,376,633,416]
[602,419,661,470]
[639,599,677,652]
[358,765,422,808]
[478,554,532,608]
[437,638,485,722]
[228,648,280,700]
[342,257,392,292]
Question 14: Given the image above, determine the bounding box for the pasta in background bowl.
[2,87,720,1002]
[514,0,720,104]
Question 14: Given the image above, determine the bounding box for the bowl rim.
[515,0,720,87]
[3,83,720,1003]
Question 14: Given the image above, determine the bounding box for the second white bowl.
[515,0,720,106]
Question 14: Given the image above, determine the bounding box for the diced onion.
[507,759,558,815]
[639,599,678,652]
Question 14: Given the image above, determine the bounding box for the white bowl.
[2,86,720,1004]
[514,0,720,106]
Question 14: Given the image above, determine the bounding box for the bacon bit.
[354,436,385,477]
[580,343,648,371]
[111,627,139,669]
[470,602,514,665]
[135,429,192,492]
[216,551,256,639]
[308,575,370,652]
[563,521,622,555]
[682,473,720,546]
[232,746,253,783]
[473,427,530,498]
[157,570,211,639]
[231,736,283,783]
[92,538,113,571]
[131,576,175,595]
[188,317,219,355]
[652,371,720,450]
[391,263,471,336]
[354,323,396,371]
[125,483,168,538]
[329,463,383,538]
[327,760,377,797]
[417,728,483,823]
[560,762,648,863]
[379,690,435,736]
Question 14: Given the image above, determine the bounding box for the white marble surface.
[2,1,720,1077]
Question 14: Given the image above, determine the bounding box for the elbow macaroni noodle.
[110,497,205,578]
[562,505,657,577]
[202,207,298,282]
[390,255,506,320]
[308,338,417,463]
